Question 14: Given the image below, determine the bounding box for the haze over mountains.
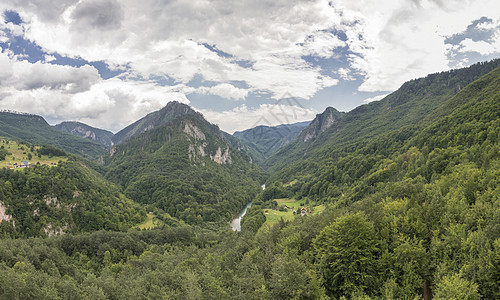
[0,59,499,298]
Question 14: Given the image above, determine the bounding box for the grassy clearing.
[1,138,67,169]
[260,198,324,231]
[134,213,163,230]
[283,179,299,186]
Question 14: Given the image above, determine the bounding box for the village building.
[301,207,307,216]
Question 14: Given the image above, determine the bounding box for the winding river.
[230,202,252,231]
[230,184,265,231]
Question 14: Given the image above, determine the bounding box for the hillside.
[54,121,114,148]
[112,101,198,145]
[104,103,263,224]
[265,59,500,172]
[0,112,107,159]
[0,159,145,238]
[233,121,311,164]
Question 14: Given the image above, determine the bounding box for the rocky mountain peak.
[300,107,343,142]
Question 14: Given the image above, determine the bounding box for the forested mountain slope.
[54,121,114,148]
[0,159,145,239]
[243,61,500,298]
[104,104,263,224]
[267,61,500,198]
[233,121,310,164]
[266,59,500,172]
[0,112,107,159]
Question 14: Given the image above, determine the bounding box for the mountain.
[298,107,343,142]
[54,121,114,148]
[233,121,311,164]
[0,111,107,159]
[104,102,263,224]
[112,101,198,145]
[265,59,500,172]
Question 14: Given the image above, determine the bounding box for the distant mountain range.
[54,121,114,148]
[2,59,499,231]
[0,111,106,159]
[233,121,311,164]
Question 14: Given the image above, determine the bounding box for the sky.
[0,0,499,134]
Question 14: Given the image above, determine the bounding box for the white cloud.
[0,52,100,93]
[301,31,346,58]
[196,83,248,100]
[199,103,317,134]
[334,0,500,92]
[0,52,190,131]
[459,38,499,55]
[337,67,355,81]
[1,0,341,100]
[363,94,389,103]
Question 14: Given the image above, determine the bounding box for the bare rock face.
[43,223,66,237]
[109,147,117,157]
[211,147,232,164]
[183,121,206,141]
[301,107,342,142]
[0,202,13,223]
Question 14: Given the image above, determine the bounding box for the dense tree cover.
[1,146,496,298]
[37,144,67,157]
[104,113,263,225]
[0,148,11,160]
[240,206,266,233]
[0,152,498,299]
[0,161,145,238]
[0,112,107,159]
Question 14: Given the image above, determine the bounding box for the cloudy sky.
[0,0,499,133]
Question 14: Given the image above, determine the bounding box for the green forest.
[0,61,498,299]
[103,113,264,225]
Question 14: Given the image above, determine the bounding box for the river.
[230,184,265,231]
[230,202,252,232]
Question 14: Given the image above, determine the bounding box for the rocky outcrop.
[300,107,343,142]
[43,223,66,237]
[183,122,206,140]
[0,202,13,223]
[211,147,232,164]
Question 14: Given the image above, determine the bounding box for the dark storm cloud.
[8,0,79,23]
[71,0,123,31]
